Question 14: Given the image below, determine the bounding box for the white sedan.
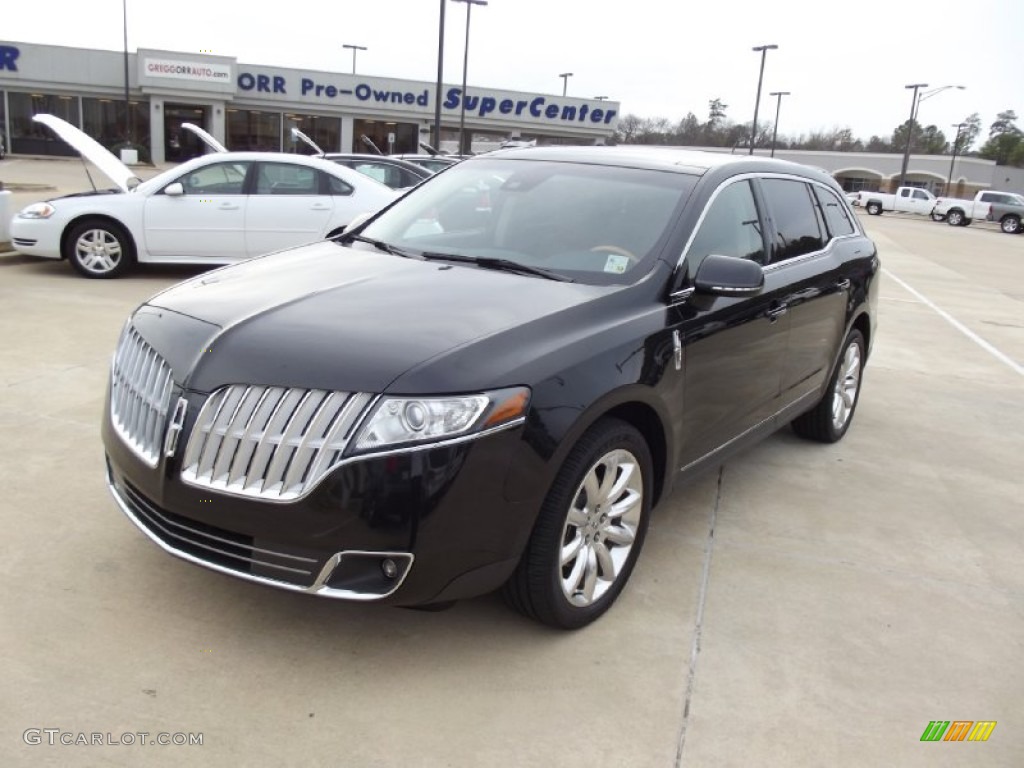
[10,115,398,278]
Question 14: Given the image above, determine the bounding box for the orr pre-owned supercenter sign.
[236,69,618,128]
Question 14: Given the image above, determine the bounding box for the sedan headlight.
[352,387,530,453]
[18,202,56,219]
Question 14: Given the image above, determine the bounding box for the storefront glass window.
[226,109,281,152]
[284,113,341,154]
[353,119,418,155]
[8,92,81,156]
[82,98,151,163]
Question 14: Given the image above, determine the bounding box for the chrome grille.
[181,385,373,501]
[110,326,175,467]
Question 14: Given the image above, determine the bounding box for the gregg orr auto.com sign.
[144,57,231,83]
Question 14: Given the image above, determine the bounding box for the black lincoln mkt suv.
[103,146,879,629]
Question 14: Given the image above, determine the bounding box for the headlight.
[18,202,56,219]
[351,387,530,453]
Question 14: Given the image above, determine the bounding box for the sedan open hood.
[33,114,141,193]
[181,122,227,153]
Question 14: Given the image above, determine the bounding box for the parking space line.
[883,268,1023,377]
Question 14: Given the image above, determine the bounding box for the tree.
[865,135,892,152]
[980,110,1023,166]
[704,98,728,144]
[956,113,982,153]
[920,125,947,155]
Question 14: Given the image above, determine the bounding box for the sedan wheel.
[502,418,652,629]
[792,329,865,443]
[66,221,134,278]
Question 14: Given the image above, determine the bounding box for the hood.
[181,122,227,153]
[290,127,324,156]
[33,114,140,193]
[145,240,607,395]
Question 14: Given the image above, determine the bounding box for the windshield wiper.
[339,233,420,259]
[417,252,574,282]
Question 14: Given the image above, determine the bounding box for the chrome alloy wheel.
[559,448,644,607]
[831,341,862,432]
[75,228,123,274]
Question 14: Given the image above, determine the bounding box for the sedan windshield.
[358,157,696,285]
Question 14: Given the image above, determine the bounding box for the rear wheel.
[792,329,865,443]
[865,202,882,216]
[931,212,946,222]
[64,220,135,278]
[1000,215,1021,234]
[946,209,965,227]
[502,418,652,629]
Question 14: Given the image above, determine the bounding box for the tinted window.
[760,179,824,263]
[255,163,318,195]
[686,180,765,266]
[912,189,929,200]
[814,186,855,237]
[177,162,249,195]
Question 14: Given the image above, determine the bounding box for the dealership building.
[0,41,621,163]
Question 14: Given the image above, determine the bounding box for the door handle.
[218,203,240,211]
[766,303,788,322]
[310,204,331,211]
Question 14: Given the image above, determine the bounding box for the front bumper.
[9,216,62,258]
[104,416,543,606]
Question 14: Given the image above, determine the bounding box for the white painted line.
[883,268,1023,377]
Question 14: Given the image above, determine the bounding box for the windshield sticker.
[603,254,629,274]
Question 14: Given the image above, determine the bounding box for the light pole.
[342,44,367,75]
[947,122,967,194]
[898,84,964,189]
[749,44,777,155]
[433,0,446,153]
[768,90,790,158]
[559,72,573,97]
[122,0,132,148]
[452,0,487,155]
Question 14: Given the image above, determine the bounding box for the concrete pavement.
[0,164,1022,765]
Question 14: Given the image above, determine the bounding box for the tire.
[64,220,135,278]
[502,418,652,629]
[1000,215,1021,234]
[791,329,865,444]
[930,213,946,222]
[946,209,965,227]
[865,202,882,216]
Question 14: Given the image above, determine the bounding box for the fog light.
[381,558,399,579]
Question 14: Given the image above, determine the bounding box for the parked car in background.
[322,154,432,191]
[934,190,1023,232]
[102,147,879,628]
[854,186,937,216]
[10,115,397,278]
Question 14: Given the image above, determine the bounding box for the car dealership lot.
[1,211,1021,765]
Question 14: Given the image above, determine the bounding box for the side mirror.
[164,182,185,197]
[693,254,764,296]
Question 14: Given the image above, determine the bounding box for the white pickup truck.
[933,190,1024,232]
[852,186,938,217]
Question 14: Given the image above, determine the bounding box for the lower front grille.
[119,480,320,587]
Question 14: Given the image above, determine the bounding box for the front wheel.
[792,329,865,443]
[502,418,652,629]
[64,220,135,278]
[1000,215,1021,234]
[946,210,965,227]
[865,202,882,216]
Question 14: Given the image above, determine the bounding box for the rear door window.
[813,186,856,237]
[759,178,825,263]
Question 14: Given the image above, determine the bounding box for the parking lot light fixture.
[433,0,446,156]
[897,83,929,190]
[342,44,367,75]
[452,0,488,155]
[768,91,790,158]
[749,44,778,155]
[559,73,573,97]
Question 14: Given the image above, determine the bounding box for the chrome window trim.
[674,172,862,277]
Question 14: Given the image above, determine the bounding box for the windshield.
[358,157,696,285]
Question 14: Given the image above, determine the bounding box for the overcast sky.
[5,0,1019,147]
